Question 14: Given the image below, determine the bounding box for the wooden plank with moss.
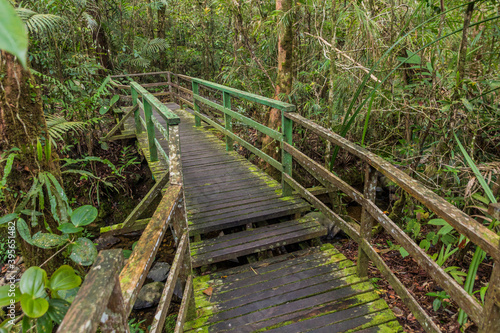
[119,185,182,315]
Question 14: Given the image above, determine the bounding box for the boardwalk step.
[184,245,402,332]
[190,216,327,267]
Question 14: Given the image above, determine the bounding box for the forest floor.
[333,231,491,333]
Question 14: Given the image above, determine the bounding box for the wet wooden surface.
[184,246,403,332]
[124,103,310,236]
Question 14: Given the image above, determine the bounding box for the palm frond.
[45,114,87,144]
[16,8,65,36]
[127,57,151,69]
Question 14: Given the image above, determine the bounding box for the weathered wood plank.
[489,203,500,220]
[175,275,194,333]
[285,112,500,260]
[480,262,500,333]
[149,233,188,333]
[110,71,171,78]
[192,221,325,267]
[100,218,150,236]
[102,104,138,141]
[57,250,124,333]
[119,185,182,315]
[121,173,169,229]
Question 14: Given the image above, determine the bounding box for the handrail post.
[167,72,172,102]
[282,112,293,197]
[223,91,233,151]
[357,164,378,277]
[143,98,158,162]
[131,87,142,133]
[480,261,500,332]
[192,81,201,127]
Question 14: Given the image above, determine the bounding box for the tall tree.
[262,0,294,177]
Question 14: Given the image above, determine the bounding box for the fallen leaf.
[203,286,213,296]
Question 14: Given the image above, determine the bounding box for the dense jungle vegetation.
[0,0,499,332]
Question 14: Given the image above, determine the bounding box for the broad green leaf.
[110,94,120,106]
[99,106,109,115]
[32,232,68,249]
[472,193,490,205]
[427,218,448,226]
[0,285,20,307]
[20,294,49,318]
[47,299,70,324]
[399,247,409,258]
[36,313,53,333]
[49,265,81,292]
[70,237,97,266]
[0,0,28,67]
[56,287,79,303]
[19,267,47,298]
[17,218,33,245]
[437,224,454,235]
[57,223,83,234]
[0,213,18,225]
[71,205,98,227]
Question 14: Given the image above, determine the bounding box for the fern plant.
[16,8,65,36]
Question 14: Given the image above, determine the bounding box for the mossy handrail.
[59,77,194,333]
[282,111,500,333]
[163,71,499,333]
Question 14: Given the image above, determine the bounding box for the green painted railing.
[129,80,180,164]
[190,78,296,197]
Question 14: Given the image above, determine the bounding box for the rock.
[94,236,121,251]
[147,262,171,282]
[133,282,164,310]
[305,212,341,239]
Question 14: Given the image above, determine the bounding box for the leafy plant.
[426,291,451,312]
[0,0,28,67]
[0,265,81,332]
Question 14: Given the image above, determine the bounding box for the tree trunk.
[0,52,62,271]
[456,2,475,92]
[157,4,166,39]
[261,0,294,178]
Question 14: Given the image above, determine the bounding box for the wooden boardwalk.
[122,102,403,332]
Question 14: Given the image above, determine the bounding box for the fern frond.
[45,114,87,144]
[31,69,74,101]
[127,57,151,69]
[82,12,98,31]
[16,8,65,36]
[142,38,168,57]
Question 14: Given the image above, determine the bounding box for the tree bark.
[261,0,294,178]
[0,52,62,271]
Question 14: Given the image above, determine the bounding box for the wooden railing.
[146,71,499,333]
[58,80,194,333]
[61,72,499,332]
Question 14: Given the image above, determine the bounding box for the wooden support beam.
[357,165,377,277]
[174,275,195,333]
[100,218,150,236]
[57,250,124,333]
[119,185,182,315]
[121,173,169,229]
[102,105,138,141]
[149,233,189,333]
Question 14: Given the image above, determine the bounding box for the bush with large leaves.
[0,265,81,332]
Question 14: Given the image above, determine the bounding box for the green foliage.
[0,0,28,67]
[0,265,80,331]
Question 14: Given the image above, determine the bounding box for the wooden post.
[167,72,173,102]
[282,112,293,197]
[223,91,233,151]
[144,99,158,162]
[192,81,201,127]
[480,261,500,332]
[131,87,142,133]
[100,276,130,333]
[357,164,378,277]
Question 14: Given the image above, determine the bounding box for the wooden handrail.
[282,111,500,332]
[57,250,128,333]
